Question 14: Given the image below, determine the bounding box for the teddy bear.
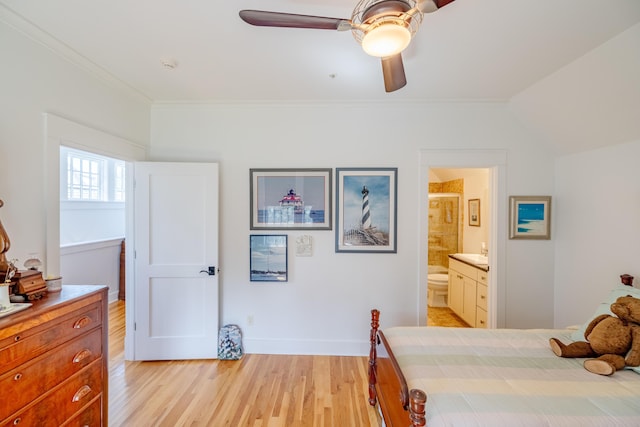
[549,295,640,376]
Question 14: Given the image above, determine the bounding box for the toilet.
[428,266,449,308]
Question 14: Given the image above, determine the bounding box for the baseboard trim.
[243,338,370,357]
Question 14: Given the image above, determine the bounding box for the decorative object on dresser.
[0,199,11,273]
[0,285,108,426]
[9,269,48,301]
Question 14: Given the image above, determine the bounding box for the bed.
[368,274,640,426]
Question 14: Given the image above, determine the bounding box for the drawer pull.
[12,417,21,425]
[73,349,93,364]
[14,335,21,342]
[72,385,92,402]
[480,295,486,300]
[13,373,23,381]
[73,316,92,329]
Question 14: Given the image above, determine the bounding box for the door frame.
[44,114,146,361]
[419,149,507,328]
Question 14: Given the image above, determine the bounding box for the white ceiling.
[2,0,639,103]
[2,0,640,155]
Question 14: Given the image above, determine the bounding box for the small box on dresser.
[0,285,108,426]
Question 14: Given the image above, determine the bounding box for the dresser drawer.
[0,328,103,418]
[0,302,102,376]
[1,360,102,427]
[61,395,102,427]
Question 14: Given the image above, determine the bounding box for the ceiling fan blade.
[239,10,351,31]
[381,54,407,93]
[418,0,455,13]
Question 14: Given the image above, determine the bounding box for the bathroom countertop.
[449,254,489,272]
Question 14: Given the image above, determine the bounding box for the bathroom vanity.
[448,254,489,328]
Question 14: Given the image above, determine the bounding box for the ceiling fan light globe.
[361,24,411,57]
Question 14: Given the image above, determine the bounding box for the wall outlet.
[247,315,254,326]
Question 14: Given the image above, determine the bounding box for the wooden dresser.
[0,285,108,426]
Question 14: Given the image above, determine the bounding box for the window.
[61,147,125,202]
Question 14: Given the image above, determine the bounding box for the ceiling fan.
[239,0,455,92]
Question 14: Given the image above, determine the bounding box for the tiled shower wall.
[428,180,463,268]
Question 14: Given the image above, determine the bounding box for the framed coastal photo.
[250,234,288,282]
[335,168,397,253]
[250,169,332,230]
[468,198,480,226]
[509,196,551,240]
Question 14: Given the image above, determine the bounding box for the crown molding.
[0,4,152,104]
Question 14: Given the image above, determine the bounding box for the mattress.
[383,326,640,426]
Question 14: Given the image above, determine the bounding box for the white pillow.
[570,284,640,342]
[569,284,640,374]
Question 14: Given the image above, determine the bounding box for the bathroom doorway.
[426,169,490,326]
[419,149,507,328]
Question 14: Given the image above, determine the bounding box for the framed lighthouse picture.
[335,168,397,253]
[250,168,332,230]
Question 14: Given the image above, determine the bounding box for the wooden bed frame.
[367,274,635,427]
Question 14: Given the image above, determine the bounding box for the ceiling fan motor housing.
[351,0,423,53]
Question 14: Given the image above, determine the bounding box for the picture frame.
[250,169,332,230]
[509,196,551,240]
[468,198,481,226]
[335,168,397,253]
[250,234,288,282]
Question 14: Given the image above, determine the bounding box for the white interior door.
[133,162,219,360]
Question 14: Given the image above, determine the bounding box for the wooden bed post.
[368,309,380,406]
[409,389,427,427]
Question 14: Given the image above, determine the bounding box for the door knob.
[199,266,217,276]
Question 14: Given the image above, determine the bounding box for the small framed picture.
[335,167,397,253]
[509,196,551,240]
[468,198,480,227]
[250,235,288,282]
[250,169,332,230]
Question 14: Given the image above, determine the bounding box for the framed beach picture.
[335,168,397,253]
[250,234,288,282]
[250,169,332,230]
[509,196,551,240]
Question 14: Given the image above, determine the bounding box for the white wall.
[60,201,125,245]
[462,169,490,254]
[554,139,640,328]
[0,20,150,272]
[61,238,123,302]
[150,102,556,355]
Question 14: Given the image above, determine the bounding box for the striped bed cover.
[383,326,640,426]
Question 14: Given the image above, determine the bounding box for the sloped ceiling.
[509,24,640,155]
[1,0,639,154]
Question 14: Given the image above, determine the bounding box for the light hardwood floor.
[108,301,382,426]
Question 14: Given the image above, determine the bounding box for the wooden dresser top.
[0,285,107,334]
